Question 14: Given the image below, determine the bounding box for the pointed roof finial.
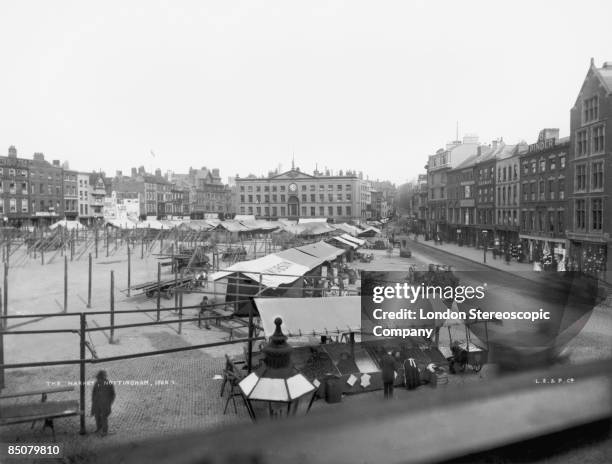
[292,152,295,170]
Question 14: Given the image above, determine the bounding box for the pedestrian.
[91,370,116,436]
[381,350,397,399]
[200,295,211,329]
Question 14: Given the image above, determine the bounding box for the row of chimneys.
[8,146,64,168]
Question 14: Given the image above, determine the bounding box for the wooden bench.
[0,387,80,440]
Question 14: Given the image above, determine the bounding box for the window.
[9,183,15,194]
[337,206,342,216]
[575,164,587,191]
[583,96,599,123]
[559,156,566,169]
[345,184,351,191]
[280,185,285,192]
[575,199,586,230]
[272,194,277,202]
[240,195,245,203]
[256,195,261,203]
[548,179,555,200]
[328,194,333,202]
[592,161,604,191]
[264,194,269,203]
[264,206,269,216]
[328,206,333,216]
[550,158,556,170]
[522,183,528,201]
[502,167,507,182]
[248,195,253,203]
[346,193,352,201]
[523,162,529,175]
[576,130,588,156]
[464,185,471,198]
[337,193,343,201]
[558,210,564,234]
[8,168,15,176]
[301,185,306,191]
[9,198,16,212]
[280,206,286,216]
[301,194,307,202]
[319,206,325,216]
[513,165,518,180]
[256,186,261,192]
[319,194,324,202]
[272,206,277,216]
[280,195,286,202]
[531,161,536,173]
[549,211,555,233]
[310,194,316,202]
[539,159,545,172]
[256,206,261,215]
[512,185,517,204]
[592,198,603,231]
[530,182,536,201]
[310,207,316,216]
[592,126,605,154]
[272,186,277,192]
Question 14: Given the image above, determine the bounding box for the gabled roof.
[269,169,316,180]
[574,59,612,106]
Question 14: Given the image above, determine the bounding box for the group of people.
[379,351,423,399]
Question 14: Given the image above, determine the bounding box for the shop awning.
[254,296,362,338]
[211,253,310,289]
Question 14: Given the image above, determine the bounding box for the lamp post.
[482,230,488,263]
[239,317,316,421]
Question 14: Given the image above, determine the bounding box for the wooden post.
[41,248,44,266]
[178,270,183,334]
[106,228,109,257]
[110,271,115,343]
[3,263,7,321]
[141,235,144,260]
[79,312,86,435]
[64,256,68,312]
[174,267,178,312]
[87,253,92,308]
[70,238,74,262]
[0,286,3,389]
[127,245,131,297]
[95,228,99,259]
[156,262,161,321]
[160,233,164,254]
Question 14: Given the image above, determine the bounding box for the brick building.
[0,146,31,227]
[519,129,569,264]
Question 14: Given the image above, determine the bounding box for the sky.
[0,1,611,186]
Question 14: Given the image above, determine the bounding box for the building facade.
[0,146,31,226]
[29,153,64,226]
[519,129,569,265]
[235,167,368,222]
[567,59,612,275]
[426,135,481,240]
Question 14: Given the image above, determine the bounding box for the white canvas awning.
[254,296,362,338]
[341,234,365,246]
[329,236,358,249]
[211,253,310,289]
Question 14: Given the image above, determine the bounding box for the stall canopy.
[216,220,250,233]
[254,296,362,338]
[357,226,381,237]
[211,253,310,289]
[332,223,363,236]
[274,248,327,269]
[340,234,365,246]
[295,241,345,261]
[329,236,359,249]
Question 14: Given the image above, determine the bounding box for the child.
[91,370,116,436]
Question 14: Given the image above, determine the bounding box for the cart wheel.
[472,363,483,373]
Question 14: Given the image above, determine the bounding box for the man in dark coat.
[381,351,397,399]
[91,370,116,436]
[199,296,211,329]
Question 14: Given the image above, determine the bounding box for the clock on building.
[289,183,297,192]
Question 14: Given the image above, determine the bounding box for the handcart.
[445,319,489,373]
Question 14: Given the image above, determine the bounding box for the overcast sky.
[1,1,610,185]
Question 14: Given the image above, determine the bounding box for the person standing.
[200,295,211,329]
[91,370,116,436]
[381,351,397,399]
